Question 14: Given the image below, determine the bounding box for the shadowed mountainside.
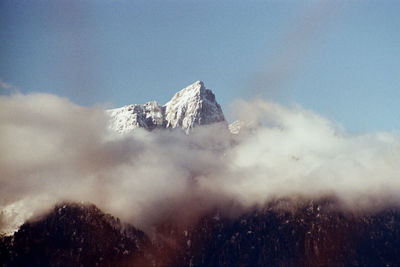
[0,203,152,266]
[2,198,400,266]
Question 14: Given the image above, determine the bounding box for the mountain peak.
[107,81,225,134]
[164,81,205,108]
[164,81,225,132]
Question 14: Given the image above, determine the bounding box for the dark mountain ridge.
[0,202,152,266]
[2,198,400,266]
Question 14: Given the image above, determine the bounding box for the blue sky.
[1,0,399,132]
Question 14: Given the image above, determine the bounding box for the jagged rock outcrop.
[107,101,165,133]
[164,81,225,132]
[107,81,226,134]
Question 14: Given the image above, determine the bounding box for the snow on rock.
[107,101,165,134]
[228,120,244,135]
[164,81,225,133]
[107,81,226,134]
[228,120,261,135]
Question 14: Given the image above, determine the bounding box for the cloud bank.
[1,93,400,234]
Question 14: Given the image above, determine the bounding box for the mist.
[1,93,400,234]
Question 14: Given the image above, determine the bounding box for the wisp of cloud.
[1,93,400,234]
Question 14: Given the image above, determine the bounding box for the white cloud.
[0,78,20,93]
[1,93,400,234]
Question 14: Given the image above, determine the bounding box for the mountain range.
[107,81,227,134]
[2,81,400,266]
[2,199,400,266]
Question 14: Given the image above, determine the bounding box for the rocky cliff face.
[107,101,165,133]
[107,81,226,134]
[164,81,225,132]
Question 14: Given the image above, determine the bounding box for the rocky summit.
[107,81,226,134]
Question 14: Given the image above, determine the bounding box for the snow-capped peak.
[164,81,225,133]
[107,81,226,134]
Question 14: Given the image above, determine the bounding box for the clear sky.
[1,0,399,133]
